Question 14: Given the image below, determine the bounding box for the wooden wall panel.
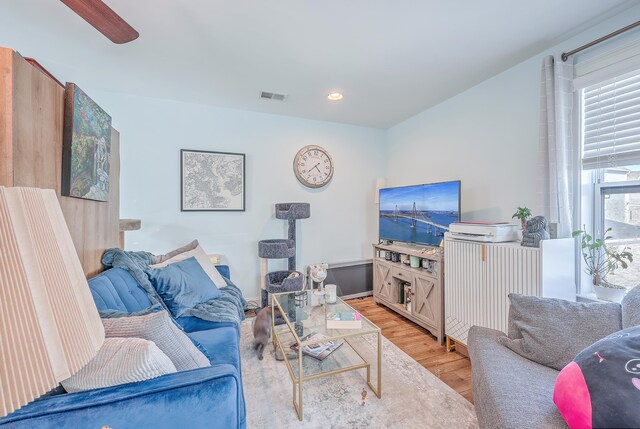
[61,130,120,277]
[11,50,64,190]
[0,49,14,185]
[0,47,120,277]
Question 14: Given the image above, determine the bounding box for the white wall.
[386,59,540,221]
[93,92,386,298]
[385,4,640,223]
[5,3,639,300]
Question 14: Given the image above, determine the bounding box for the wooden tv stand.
[372,243,444,344]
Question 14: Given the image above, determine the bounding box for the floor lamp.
[0,187,105,417]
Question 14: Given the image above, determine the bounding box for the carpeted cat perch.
[258,203,310,310]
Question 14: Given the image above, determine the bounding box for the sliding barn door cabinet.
[372,243,444,344]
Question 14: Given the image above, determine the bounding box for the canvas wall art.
[181,150,245,211]
[62,83,112,202]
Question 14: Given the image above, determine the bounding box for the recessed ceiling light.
[327,92,343,101]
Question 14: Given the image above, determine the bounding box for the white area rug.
[241,319,478,428]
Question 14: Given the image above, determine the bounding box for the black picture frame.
[180,149,246,212]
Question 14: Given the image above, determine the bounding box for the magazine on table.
[290,332,343,360]
[326,311,362,329]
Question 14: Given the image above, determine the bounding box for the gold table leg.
[366,331,382,398]
[446,335,456,352]
[343,332,382,398]
[377,330,382,398]
[271,299,275,348]
[298,346,303,420]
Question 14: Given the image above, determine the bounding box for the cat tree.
[258,203,310,309]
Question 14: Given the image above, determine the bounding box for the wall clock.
[293,145,334,188]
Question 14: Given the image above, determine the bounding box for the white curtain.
[538,55,575,238]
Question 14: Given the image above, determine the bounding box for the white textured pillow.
[62,337,176,393]
[102,310,210,371]
[150,244,227,289]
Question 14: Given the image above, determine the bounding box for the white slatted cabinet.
[444,238,575,349]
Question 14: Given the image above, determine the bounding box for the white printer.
[446,222,519,243]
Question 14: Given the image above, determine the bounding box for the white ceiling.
[0,1,636,128]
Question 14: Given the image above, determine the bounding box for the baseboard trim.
[245,296,261,309]
[341,291,373,300]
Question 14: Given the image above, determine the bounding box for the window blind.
[582,68,640,170]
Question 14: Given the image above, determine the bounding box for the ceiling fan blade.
[60,0,139,44]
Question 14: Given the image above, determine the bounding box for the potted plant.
[572,227,633,302]
[512,207,532,230]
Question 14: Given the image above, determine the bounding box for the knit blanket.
[101,248,246,329]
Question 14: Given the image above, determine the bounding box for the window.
[578,67,640,294]
[595,167,640,290]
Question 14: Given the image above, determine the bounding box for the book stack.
[290,332,343,360]
[326,311,362,329]
[398,282,412,312]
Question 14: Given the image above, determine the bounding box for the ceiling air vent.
[260,91,287,101]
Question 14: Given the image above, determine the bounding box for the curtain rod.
[561,20,640,62]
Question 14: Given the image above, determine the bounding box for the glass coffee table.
[271,290,382,420]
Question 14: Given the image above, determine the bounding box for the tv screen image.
[379,181,460,246]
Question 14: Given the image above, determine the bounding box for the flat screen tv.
[379,180,460,246]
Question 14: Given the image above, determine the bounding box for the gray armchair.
[468,286,640,429]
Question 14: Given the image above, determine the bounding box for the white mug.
[324,284,337,304]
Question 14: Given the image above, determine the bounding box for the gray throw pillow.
[622,285,640,328]
[498,294,622,370]
[102,310,210,371]
[152,239,199,264]
[101,304,213,361]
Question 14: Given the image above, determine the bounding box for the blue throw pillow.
[146,257,220,318]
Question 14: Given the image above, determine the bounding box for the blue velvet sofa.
[0,266,246,429]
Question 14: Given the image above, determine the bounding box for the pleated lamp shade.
[0,187,105,417]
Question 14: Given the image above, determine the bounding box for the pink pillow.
[553,326,640,429]
[554,362,592,428]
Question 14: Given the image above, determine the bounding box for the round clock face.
[293,145,334,188]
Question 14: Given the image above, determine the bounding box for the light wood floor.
[347,296,473,403]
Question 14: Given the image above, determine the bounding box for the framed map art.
[181,150,245,211]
